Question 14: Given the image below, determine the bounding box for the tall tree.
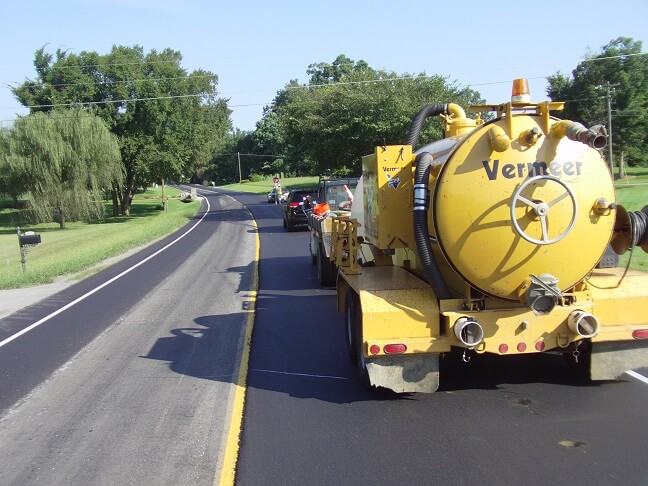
[13,46,231,214]
[547,37,647,168]
[9,109,122,228]
[266,56,484,175]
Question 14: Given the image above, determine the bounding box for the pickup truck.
[307,176,359,285]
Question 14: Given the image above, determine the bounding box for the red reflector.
[499,344,508,354]
[369,344,380,355]
[383,344,407,354]
[633,329,648,339]
[289,202,300,207]
[517,342,527,352]
[535,341,545,351]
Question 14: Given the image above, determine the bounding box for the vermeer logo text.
[482,160,583,180]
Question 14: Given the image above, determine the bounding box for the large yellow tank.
[333,79,648,393]
[432,117,614,301]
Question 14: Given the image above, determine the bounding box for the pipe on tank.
[488,125,511,152]
[567,310,600,338]
[454,317,485,348]
[413,152,450,299]
[406,103,449,147]
[551,120,607,149]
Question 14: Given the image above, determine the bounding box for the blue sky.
[1,0,646,131]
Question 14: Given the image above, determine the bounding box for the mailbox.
[19,232,41,247]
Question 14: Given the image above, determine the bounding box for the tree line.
[1,37,645,227]
[1,45,231,227]
[547,37,647,172]
[225,37,646,182]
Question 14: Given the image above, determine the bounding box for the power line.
[1,51,645,123]
[0,93,213,110]
[212,153,283,158]
[0,59,179,72]
[6,74,215,90]
[582,52,648,63]
[0,101,260,123]
[4,51,644,87]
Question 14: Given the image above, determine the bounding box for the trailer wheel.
[345,289,369,382]
[345,289,359,363]
[317,242,337,286]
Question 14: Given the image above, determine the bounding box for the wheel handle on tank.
[510,175,578,245]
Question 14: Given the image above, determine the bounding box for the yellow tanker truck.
[330,79,648,393]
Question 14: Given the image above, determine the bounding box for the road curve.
[0,192,256,485]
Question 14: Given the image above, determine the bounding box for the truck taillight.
[633,329,648,339]
[384,344,407,354]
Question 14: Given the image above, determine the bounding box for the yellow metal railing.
[331,217,361,274]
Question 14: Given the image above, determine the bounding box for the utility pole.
[237,152,242,183]
[604,82,620,176]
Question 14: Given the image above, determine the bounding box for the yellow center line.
[216,200,260,486]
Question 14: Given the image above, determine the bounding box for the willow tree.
[10,109,123,228]
[0,127,29,206]
[13,45,231,215]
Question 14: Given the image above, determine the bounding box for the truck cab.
[307,176,359,285]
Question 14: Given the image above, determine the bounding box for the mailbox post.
[17,227,41,273]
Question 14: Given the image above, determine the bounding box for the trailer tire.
[345,289,359,363]
[345,289,369,383]
[317,242,337,286]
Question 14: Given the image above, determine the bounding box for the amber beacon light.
[511,78,531,103]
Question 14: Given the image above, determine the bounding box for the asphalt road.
[0,192,256,485]
[222,188,648,486]
[1,187,647,485]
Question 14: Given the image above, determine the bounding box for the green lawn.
[0,186,199,289]
[220,176,319,194]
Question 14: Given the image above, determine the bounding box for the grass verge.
[0,186,199,289]
[220,176,319,194]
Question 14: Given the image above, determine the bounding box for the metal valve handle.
[510,175,578,245]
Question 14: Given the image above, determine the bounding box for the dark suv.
[283,188,316,231]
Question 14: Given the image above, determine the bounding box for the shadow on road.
[144,190,617,404]
[142,256,608,405]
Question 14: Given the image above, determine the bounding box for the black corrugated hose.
[629,206,648,248]
[413,152,450,299]
[406,103,448,147]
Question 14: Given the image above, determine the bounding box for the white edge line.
[625,370,648,385]
[0,195,211,349]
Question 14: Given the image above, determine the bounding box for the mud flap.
[366,354,440,393]
[590,340,648,380]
